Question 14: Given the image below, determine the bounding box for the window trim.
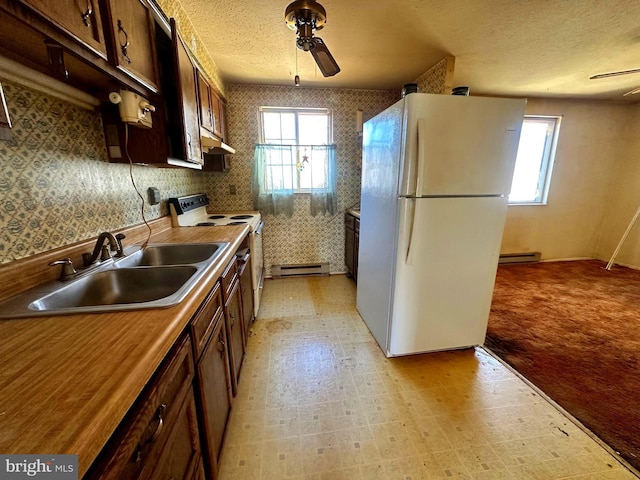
[508,115,562,206]
[258,107,333,193]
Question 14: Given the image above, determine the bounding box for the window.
[259,107,332,192]
[253,108,338,217]
[509,116,561,205]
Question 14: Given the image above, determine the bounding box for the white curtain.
[252,144,338,217]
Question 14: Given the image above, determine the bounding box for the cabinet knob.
[218,337,226,358]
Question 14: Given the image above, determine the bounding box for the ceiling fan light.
[310,38,340,77]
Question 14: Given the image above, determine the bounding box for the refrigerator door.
[356,100,405,352]
[400,94,526,197]
[388,196,508,356]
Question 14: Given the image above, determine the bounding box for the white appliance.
[168,194,264,317]
[356,93,526,357]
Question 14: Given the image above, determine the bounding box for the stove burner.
[228,221,247,225]
[196,222,217,226]
[230,215,253,220]
[209,215,226,219]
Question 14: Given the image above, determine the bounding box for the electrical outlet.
[229,185,237,195]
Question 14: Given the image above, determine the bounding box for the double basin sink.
[0,243,229,318]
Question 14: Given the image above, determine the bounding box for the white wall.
[500,98,634,261]
[596,107,640,267]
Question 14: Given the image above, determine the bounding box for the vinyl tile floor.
[218,276,637,480]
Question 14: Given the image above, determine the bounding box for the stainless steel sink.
[0,242,230,318]
[115,243,226,267]
[30,266,198,312]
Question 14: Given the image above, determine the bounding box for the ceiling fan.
[590,67,640,96]
[284,0,340,77]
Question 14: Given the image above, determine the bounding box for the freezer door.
[400,94,526,197]
[356,99,405,352]
[389,196,508,356]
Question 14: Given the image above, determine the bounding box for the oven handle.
[255,221,264,235]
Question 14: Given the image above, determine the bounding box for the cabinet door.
[84,336,196,480]
[197,71,214,133]
[106,0,159,91]
[225,280,244,396]
[20,0,107,57]
[147,391,202,480]
[197,313,232,476]
[210,90,225,140]
[171,20,203,165]
[345,221,354,278]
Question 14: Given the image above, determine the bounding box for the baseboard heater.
[499,252,541,264]
[272,263,330,278]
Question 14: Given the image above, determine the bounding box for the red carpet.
[486,259,640,471]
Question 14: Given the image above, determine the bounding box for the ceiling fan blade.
[310,37,340,77]
[623,86,640,96]
[590,67,640,80]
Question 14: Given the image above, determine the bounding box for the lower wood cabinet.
[87,250,253,480]
[191,281,233,479]
[85,335,202,480]
[225,277,244,396]
[345,212,360,281]
[149,392,202,480]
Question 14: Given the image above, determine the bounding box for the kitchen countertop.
[0,224,249,477]
[347,208,360,219]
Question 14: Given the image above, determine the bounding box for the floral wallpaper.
[0,81,204,264]
[204,84,399,276]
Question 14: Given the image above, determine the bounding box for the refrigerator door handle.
[404,198,416,265]
[415,118,426,197]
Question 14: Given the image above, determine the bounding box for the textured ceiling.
[180,0,640,101]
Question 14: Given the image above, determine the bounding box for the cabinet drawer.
[190,281,222,361]
[220,257,238,300]
[86,335,195,480]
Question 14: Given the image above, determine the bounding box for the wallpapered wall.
[414,56,456,94]
[0,81,204,264]
[204,85,397,276]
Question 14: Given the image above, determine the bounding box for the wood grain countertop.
[0,224,249,477]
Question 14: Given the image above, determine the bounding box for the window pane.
[298,114,329,145]
[280,113,296,142]
[262,112,282,141]
[509,118,559,204]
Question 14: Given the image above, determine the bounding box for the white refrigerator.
[356,93,526,357]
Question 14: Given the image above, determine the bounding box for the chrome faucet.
[82,232,126,267]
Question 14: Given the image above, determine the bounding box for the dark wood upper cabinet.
[19,0,108,58]
[197,71,214,133]
[171,18,202,166]
[104,0,159,92]
[210,89,225,140]
[196,69,226,141]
